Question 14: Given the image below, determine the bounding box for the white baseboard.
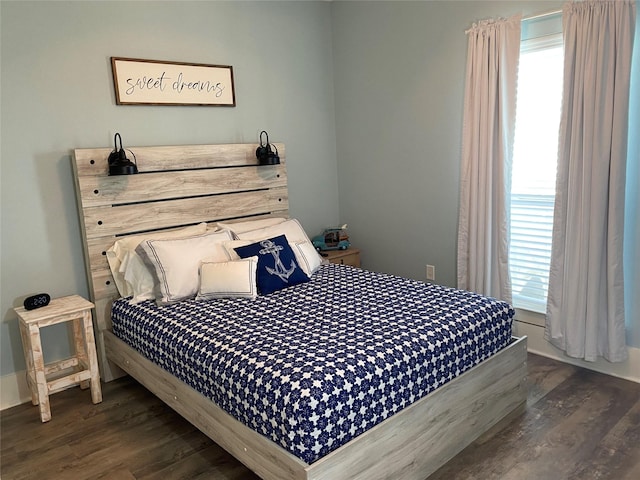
[1,370,32,411]
[514,320,640,384]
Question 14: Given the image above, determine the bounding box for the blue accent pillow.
[234,235,309,295]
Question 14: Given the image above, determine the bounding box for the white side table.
[15,295,102,422]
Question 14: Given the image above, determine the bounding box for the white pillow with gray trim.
[106,223,208,300]
[138,230,233,305]
[196,257,258,300]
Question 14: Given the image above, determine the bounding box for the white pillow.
[236,218,310,243]
[139,230,233,305]
[216,217,286,236]
[221,240,253,260]
[196,257,258,300]
[291,240,323,276]
[237,219,323,276]
[106,223,208,299]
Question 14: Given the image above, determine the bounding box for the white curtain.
[546,0,636,362]
[457,15,521,302]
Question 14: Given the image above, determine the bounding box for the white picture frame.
[111,57,236,106]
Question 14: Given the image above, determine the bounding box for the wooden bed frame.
[72,142,527,480]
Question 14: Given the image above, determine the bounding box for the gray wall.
[2,0,638,381]
[331,0,563,286]
[331,0,639,351]
[0,0,339,376]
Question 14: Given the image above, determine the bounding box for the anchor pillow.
[234,234,309,295]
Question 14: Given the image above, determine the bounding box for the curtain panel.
[457,14,521,303]
[546,0,636,362]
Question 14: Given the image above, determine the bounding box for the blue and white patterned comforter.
[112,264,514,464]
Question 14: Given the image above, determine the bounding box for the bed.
[72,141,527,480]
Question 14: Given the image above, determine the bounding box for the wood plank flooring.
[2,353,639,480]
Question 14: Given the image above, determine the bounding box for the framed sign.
[111,57,235,106]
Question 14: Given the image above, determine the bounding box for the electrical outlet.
[426,264,436,281]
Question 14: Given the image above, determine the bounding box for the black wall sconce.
[255,130,280,165]
[108,133,138,175]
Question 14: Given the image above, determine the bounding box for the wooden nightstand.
[15,295,102,422]
[323,248,361,268]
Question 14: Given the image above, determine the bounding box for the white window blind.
[509,29,563,313]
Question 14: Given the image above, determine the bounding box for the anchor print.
[259,239,296,282]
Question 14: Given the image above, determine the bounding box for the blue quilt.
[112,264,514,464]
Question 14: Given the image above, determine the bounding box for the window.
[509,29,563,313]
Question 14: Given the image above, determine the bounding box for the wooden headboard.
[72,142,287,380]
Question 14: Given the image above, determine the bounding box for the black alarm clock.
[24,293,51,311]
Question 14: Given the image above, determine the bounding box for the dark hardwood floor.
[2,353,639,480]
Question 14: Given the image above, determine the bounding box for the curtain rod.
[523,9,562,21]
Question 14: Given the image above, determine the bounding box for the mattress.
[112,263,514,464]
